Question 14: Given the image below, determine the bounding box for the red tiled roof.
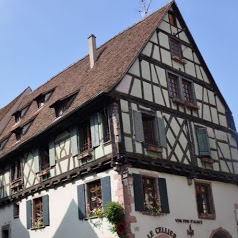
[0,1,173,157]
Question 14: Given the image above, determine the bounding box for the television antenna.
[139,0,153,17]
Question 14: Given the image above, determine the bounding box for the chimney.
[88,34,97,68]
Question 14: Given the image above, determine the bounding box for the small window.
[169,38,181,58]
[13,105,29,123]
[77,176,111,220]
[79,120,92,152]
[11,160,22,182]
[50,92,78,117]
[87,180,102,217]
[0,137,9,151]
[142,115,156,146]
[133,174,170,214]
[26,195,50,229]
[168,73,179,98]
[36,90,53,108]
[102,111,110,143]
[1,225,10,238]
[40,146,50,171]
[13,202,20,218]
[13,120,33,141]
[168,11,177,27]
[195,182,215,219]
[182,79,193,103]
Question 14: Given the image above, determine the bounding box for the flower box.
[172,97,186,105]
[172,55,187,64]
[200,157,214,164]
[186,102,199,110]
[78,150,92,160]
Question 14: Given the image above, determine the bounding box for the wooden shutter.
[26,200,32,229]
[70,127,78,157]
[133,173,144,211]
[156,117,167,148]
[33,148,40,173]
[101,176,111,208]
[133,111,145,142]
[196,127,211,156]
[49,139,56,166]
[77,184,86,220]
[159,178,170,213]
[90,114,100,148]
[42,195,50,226]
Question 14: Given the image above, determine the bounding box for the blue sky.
[0,0,237,127]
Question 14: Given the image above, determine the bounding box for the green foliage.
[104,202,124,225]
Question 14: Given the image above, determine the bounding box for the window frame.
[169,37,182,58]
[142,114,157,147]
[13,202,20,219]
[167,71,197,107]
[79,120,92,153]
[39,145,50,171]
[168,11,177,27]
[101,110,111,143]
[195,181,215,219]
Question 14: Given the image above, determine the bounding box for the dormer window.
[13,105,30,123]
[0,137,9,150]
[50,92,78,117]
[13,120,33,141]
[35,90,54,108]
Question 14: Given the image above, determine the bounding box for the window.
[13,105,29,123]
[35,90,53,108]
[1,225,10,238]
[167,72,197,108]
[13,202,20,218]
[168,73,179,98]
[87,180,102,217]
[195,182,215,219]
[102,111,110,143]
[195,127,211,157]
[13,120,33,141]
[133,111,167,150]
[0,137,9,151]
[142,115,156,146]
[50,92,78,117]
[169,38,181,58]
[80,120,92,152]
[168,11,177,27]
[77,176,111,219]
[133,174,170,214]
[11,160,22,182]
[26,195,49,229]
[40,146,50,171]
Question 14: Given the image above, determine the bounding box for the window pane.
[168,73,179,98]
[170,38,181,57]
[80,120,92,152]
[182,80,193,102]
[142,116,156,145]
[88,180,102,210]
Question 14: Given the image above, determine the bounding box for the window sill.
[200,157,214,164]
[172,55,187,64]
[172,97,186,105]
[38,169,50,177]
[146,145,163,153]
[198,213,215,220]
[78,150,93,159]
[31,225,45,230]
[186,102,199,110]
[10,178,23,188]
[141,211,162,216]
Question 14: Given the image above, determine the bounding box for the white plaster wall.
[128,169,238,238]
[0,170,118,238]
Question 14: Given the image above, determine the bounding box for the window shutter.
[77,184,86,220]
[156,117,167,148]
[90,114,100,148]
[70,127,78,157]
[101,176,111,208]
[26,200,32,229]
[133,173,144,211]
[49,139,56,166]
[196,128,211,156]
[159,178,170,213]
[42,195,50,226]
[133,111,145,142]
[33,148,40,173]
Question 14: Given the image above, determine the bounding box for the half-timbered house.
[0,1,238,238]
